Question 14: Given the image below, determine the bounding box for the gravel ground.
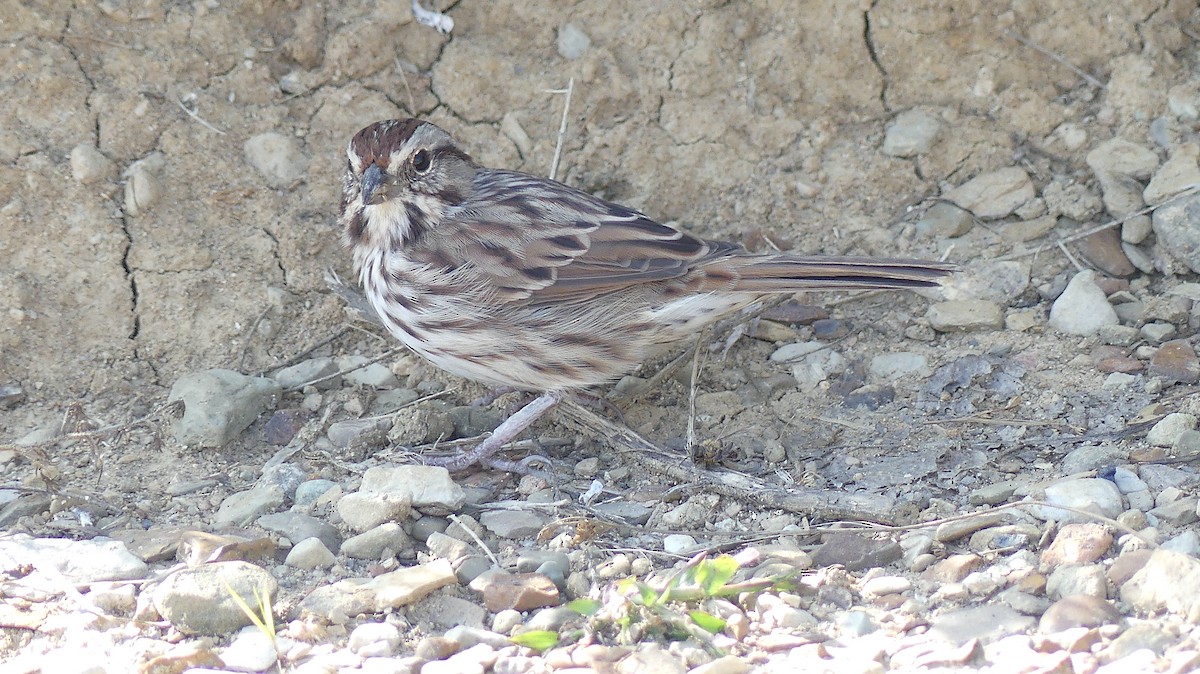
[3,1,1200,673]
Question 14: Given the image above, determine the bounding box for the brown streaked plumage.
[338,118,955,471]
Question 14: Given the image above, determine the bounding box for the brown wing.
[407,169,730,305]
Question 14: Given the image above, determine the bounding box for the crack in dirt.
[863,2,891,114]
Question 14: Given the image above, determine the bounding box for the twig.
[546,77,575,181]
[1002,30,1106,89]
[995,184,1200,262]
[411,0,453,33]
[1057,240,1084,272]
[285,347,405,392]
[256,327,350,377]
[395,60,418,115]
[685,329,708,457]
[0,400,182,452]
[448,514,501,568]
[175,97,227,136]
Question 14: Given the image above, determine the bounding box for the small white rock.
[70,143,116,184]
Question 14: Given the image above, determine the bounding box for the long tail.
[712,255,956,292]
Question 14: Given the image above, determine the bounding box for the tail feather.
[713,255,956,292]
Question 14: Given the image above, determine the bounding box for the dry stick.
[546,77,575,182]
[448,514,502,568]
[996,184,1200,263]
[555,397,904,525]
[285,347,405,393]
[685,329,709,456]
[395,60,418,115]
[256,327,351,377]
[175,97,227,135]
[1002,30,1106,89]
[0,400,182,452]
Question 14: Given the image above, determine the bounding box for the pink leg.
[428,391,561,472]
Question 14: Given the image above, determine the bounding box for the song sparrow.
[339,118,954,471]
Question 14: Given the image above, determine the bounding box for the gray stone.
[294,479,339,507]
[869,352,930,380]
[257,511,342,552]
[1048,271,1119,336]
[337,355,400,389]
[244,131,309,188]
[349,621,402,657]
[556,22,591,59]
[341,522,411,560]
[70,143,116,184]
[338,491,413,533]
[214,486,285,527]
[0,535,147,584]
[944,167,1035,219]
[915,202,974,238]
[285,537,337,569]
[882,109,941,158]
[272,357,340,391]
[1028,478,1124,523]
[1046,564,1108,600]
[1120,549,1200,617]
[928,604,1035,643]
[152,561,278,635]
[479,509,547,539]
[1147,413,1197,447]
[359,465,466,513]
[1144,143,1200,205]
[926,300,1004,332]
[168,369,281,447]
[1086,138,1160,179]
[1152,190,1200,274]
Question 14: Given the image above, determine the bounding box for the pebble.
[337,355,399,389]
[1143,143,1200,205]
[934,511,1008,542]
[214,485,286,527]
[327,418,391,451]
[1121,214,1153,243]
[369,388,420,415]
[123,152,165,216]
[294,479,339,508]
[1161,529,1200,555]
[341,522,411,559]
[1039,595,1121,632]
[928,604,1034,644]
[1027,478,1124,523]
[1147,496,1198,526]
[152,561,279,635]
[868,352,929,380]
[0,535,148,584]
[1043,179,1103,221]
[882,108,941,157]
[70,143,116,184]
[1146,413,1197,447]
[1047,271,1119,336]
[861,575,911,597]
[944,167,1035,219]
[358,466,466,513]
[243,131,309,188]
[915,202,974,238]
[338,491,412,533]
[479,509,547,538]
[1040,523,1113,569]
[811,318,849,340]
[479,572,560,612]
[1141,322,1177,342]
[1119,549,1200,617]
[273,357,341,390]
[1148,340,1200,383]
[285,537,337,569]
[1076,228,1135,277]
[168,369,282,448]
[220,628,279,672]
[1060,443,1128,473]
[1098,172,1147,218]
[1086,138,1159,179]
[1047,564,1108,600]
[1105,623,1174,661]
[926,300,1004,332]
[349,622,402,657]
[264,408,310,445]
[593,501,653,525]
[811,532,902,571]
[556,22,591,60]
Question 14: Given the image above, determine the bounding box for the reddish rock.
[1097,357,1143,374]
[1040,523,1114,570]
[480,572,560,612]
[1148,340,1200,384]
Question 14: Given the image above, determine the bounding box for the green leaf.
[688,610,727,635]
[637,582,660,606]
[511,630,559,652]
[699,555,739,596]
[567,598,601,616]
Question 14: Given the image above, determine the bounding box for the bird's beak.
[362,164,386,206]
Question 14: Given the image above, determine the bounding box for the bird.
[338,118,954,471]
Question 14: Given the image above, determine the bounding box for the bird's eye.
[412,149,431,173]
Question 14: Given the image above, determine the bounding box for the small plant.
[225,583,277,643]
[510,553,797,655]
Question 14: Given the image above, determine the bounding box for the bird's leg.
[426,391,562,472]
